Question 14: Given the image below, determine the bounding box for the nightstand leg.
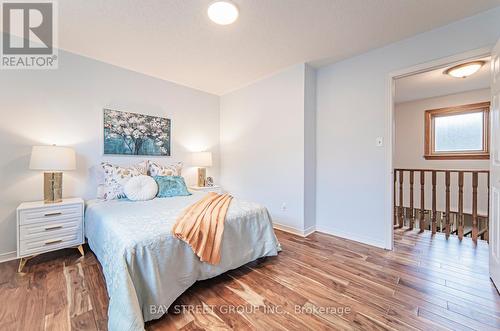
[18,257,30,273]
[77,245,84,257]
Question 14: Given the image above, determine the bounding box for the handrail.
[394,168,489,242]
[395,168,489,173]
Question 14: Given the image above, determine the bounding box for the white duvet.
[84,192,281,331]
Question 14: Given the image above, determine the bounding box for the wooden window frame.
[424,102,490,160]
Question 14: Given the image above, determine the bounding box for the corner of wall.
[304,64,317,231]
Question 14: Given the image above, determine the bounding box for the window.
[424,102,490,160]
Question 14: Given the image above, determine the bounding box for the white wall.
[304,65,317,233]
[220,64,311,233]
[0,49,220,259]
[316,7,500,249]
[394,89,490,215]
[395,88,490,170]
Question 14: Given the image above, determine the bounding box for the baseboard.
[315,226,388,249]
[273,222,315,237]
[0,251,17,264]
[271,222,388,249]
[303,225,316,237]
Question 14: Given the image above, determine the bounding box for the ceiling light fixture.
[444,61,485,78]
[208,1,239,25]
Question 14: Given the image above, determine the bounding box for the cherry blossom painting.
[103,109,171,156]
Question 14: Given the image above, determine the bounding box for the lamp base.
[197,168,207,187]
[44,172,63,204]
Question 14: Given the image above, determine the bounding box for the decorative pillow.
[154,176,191,198]
[96,184,107,200]
[124,175,158,201]
[101,161,148,200]
[149,161,182,177]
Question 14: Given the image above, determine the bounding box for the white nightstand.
[189,185,223,194]
[16,198,85,272]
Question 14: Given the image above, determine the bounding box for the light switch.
[376,137,383,147]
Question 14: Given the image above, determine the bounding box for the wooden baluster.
[472,172,478,242]
[458,171,464,240]
[399,170,404,228]
[419,170,425,233]
[445,171,450,238]
[409,170,414,230]
[431,171,437,234]
[394,170,397,226]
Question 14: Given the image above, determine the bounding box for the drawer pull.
[45,225,63,231]
[45,239,63,245]
[44,212,62,217]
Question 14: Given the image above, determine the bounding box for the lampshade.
[29,145,76,171]
[192,151,212,167]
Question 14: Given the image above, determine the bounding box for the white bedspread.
[84,192,281,331]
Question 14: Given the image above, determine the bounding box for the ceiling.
[395,57,491,103]
[24,1,500,94]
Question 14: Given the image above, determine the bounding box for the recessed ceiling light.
[208,1,239,25]
[444,61,485,78]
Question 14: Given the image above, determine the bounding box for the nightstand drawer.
[19,204,82,225]
[19,231,82,257]
[19,218,81,241]
[16,198,85,266]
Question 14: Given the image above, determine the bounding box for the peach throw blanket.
[172,192,233,265]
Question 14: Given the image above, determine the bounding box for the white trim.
[273,222,388,249]
[0,251,17,264]
[384,73,395,250]
[389,47,492,79]
[315,226,387,249]
[273,222,315,237]
[303,225,316,237]
[385,46,493,252]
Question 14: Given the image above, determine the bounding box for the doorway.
[393,55,491,241]
[387,46,500,292]
[386,48,493,249]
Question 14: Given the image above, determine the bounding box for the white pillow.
[124,175,158,201]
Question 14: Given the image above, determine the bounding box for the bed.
[84,191,281,331]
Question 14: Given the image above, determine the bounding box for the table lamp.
[192,151,212,187]
[29,145,76,203]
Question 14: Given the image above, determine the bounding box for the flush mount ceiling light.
[208,1,239,25]
[444,61,485,78]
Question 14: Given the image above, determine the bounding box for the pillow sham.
[96,184,107,200]
[154,176,191,198]
[149,161,182,177]
[124,175,158,201]
[101,161,148,200]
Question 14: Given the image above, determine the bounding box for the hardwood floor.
[0,228,498,330]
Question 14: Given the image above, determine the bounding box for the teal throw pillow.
[154,176,191,198]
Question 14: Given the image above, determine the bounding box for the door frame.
[385,47,492,250]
